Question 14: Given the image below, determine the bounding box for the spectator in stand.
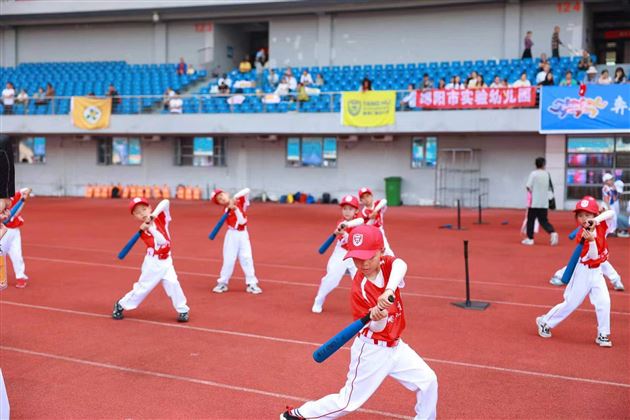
[267,69,279,88]
[437,78,446,89]
[551,26,563,58]
[162,87,175,111]
[45,82,55,104]
[536,63,550,85]
[614,67,627,84]
[300,69,313,86]
[513,71,532,87]
[177,57,187,76]
[598,69,612,85]
[501,78,510,87]
[466,71,479,89]
[540,72,555,86]
[559,70,578,86]
[453,75,464,89]
[522,31,533,59]
[577,50,592,71]
[315,73,325,87]
[168,92,183,114]
[400,83,416,110]
[255,48,267,65]
[34,87,46,107]
[255,58,264,88]
[87,92,96,97]
[2,82,15,115]
[284,68,297,90]
[475,75,487,88]
[218,73,232,90]
[218,81,230,94]
[275,76,290,96]
[537,53,549,71]
[490,75,502,88]
[16,89,29,108]
[584,66,598,84]
[187,64,196,75]
[296,83,309,103]
[360,77,372,92]
[107,84,121,113]
[421,73,433,90]
[239,55,252,73]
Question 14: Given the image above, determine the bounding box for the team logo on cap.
[580,199,590,208]
[353,233,363,247]
[344,196,352,202]
[133,197,143,204]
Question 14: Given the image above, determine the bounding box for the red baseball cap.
[210,188,224,205]
[344,225,384,260]
[573,196,599,215]
[129,197,149,214]
[358,187,372,198]
[339,194,359,209]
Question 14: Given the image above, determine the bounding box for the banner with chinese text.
[342,91,396,127]
[540,85,630,134]
[415,87,536,109]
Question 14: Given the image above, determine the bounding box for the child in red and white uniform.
[358,187,393,256]
[0,187,31,288]
[282,225,438,420]
[113,197,190,322]
[210,188,262,294]
[312,194,363,313]
[537,196,615,347]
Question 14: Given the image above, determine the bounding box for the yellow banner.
[341,91,396,127]
[71,97,112,130]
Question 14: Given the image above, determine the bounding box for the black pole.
[464,240,471,305]
[477,194,482,225]
[456,199,461,230]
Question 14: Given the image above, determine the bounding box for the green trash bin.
[384,176,402,206]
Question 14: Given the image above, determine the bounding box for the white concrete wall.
[213,24,251,76]
[16,23,155,64]
[14,133,551,208]
[166,21,208,66]
[439,134,546,208]
[269,15,319,68]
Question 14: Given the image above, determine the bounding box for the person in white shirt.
[536,64,550,85]
[466,71,478,89]
[16,89,29,107]
[2,82,15,115]
[598,69,612,85]
[300,70,313,86]
[218,74,232,89]
[274,77,290,96]
[513,72,532,87]
[490,75,503,88]
[267,69,279,88]
[168,93,183,114]
[523,157,558,246]
[399,83,416,110]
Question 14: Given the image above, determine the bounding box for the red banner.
[415,87,537,109]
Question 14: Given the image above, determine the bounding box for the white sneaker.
[521,238,534,246]
[536,316,552,338]
[612,280,625,291]
[246,284,263,294]
[550,232,559,246]
[312,300,323,314]
[212,283,229,293]
[549,276,564,286]
[595,334,612,347]
[617,231,629,238]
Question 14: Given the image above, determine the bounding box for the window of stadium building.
[14,137,46,164]
[411,137,438,168]
[286,137,337,168]
[97,137,142,166]
[175,137,226,167]
[566,136,630,199]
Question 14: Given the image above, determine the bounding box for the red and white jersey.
[351,256,406,342]
[361,199,386,228]
[336,217,357,250]
[577,221,609,268]
[4,191,25,229]
[140,209,172,258]
[225,196,249,230]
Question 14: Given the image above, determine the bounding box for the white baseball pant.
[217,228,258,286]
[119,255,189,314]
[543,263,610,335]
[553,260,622,288]
[0,228,27,279]
[292,338,438,420]
[314,242,357,307]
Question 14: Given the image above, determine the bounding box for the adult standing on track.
[523,157,558,246]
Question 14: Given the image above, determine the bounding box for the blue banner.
[540,85,630,134]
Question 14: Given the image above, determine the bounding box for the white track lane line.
[22,256,630,316]
[0,345,410,419]
[2,301,629,390]
[24,242,594,293]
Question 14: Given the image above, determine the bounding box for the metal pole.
[464,240,471,305]
[457,199,462,230]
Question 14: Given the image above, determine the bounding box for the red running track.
[1,198,628,418]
